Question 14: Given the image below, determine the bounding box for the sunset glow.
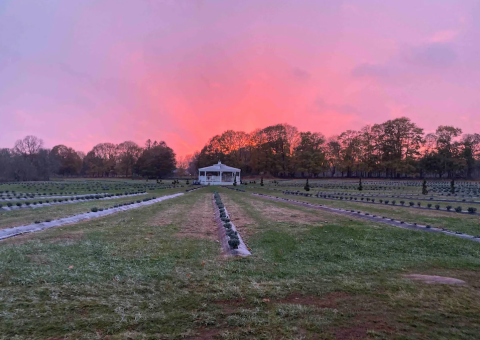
[1,0,479,156]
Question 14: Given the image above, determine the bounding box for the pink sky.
[1,0,479,157]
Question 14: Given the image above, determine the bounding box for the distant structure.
[198,161,241,185]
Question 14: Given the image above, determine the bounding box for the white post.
[220,171,222,184]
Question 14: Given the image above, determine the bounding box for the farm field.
[1,180,480,339]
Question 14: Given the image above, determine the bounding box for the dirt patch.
[246,198,328,224]
[275,291,350,308]
[175,193,218,240]
[403,274,467,285]
[189,327,221,340]
[334,314,396,340]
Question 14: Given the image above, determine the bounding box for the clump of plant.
[446,205,452,211]
[358,178,363,191]
[455,206,462,213]
[468,207,477,214]
[435,204,440,210]
[91,207,98,212]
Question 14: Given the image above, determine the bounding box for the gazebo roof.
[199,161,240,172]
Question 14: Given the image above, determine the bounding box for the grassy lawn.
[245,187,480,236]
[0,187,185,229]
[1,186,480,339]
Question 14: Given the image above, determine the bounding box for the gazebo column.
[220,171,222,183]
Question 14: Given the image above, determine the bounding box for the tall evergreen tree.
[304,178,310,191]
[422,180,428,195]
[358,178,363,191]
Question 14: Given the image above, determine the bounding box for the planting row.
[283,190,479,215]
[213,192,250,256]
[0,193,184,240]
[0,192,147,211]
[253,193,480,243]
[221,186,246,192]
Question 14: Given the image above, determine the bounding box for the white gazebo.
[198,161,241,185]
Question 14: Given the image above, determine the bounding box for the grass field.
[1,180,480,339]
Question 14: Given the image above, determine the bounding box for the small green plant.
[455,206,462,213]
[446,205,452,211]
[91,207,98,212]
[435,204,440,210]
[468,207,477,214]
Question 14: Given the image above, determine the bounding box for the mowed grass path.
[0,187,480,339]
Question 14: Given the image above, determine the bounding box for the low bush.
[446,205,452,211]
[435,204,440,210]
[455,206,462,213]
[91,207,98,212]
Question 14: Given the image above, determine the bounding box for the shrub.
[16,202,22,207]
[468,207,477,214]
[409,202,414,206]
[34,220,41,224]
[446,205,452,211]
[228,238,240,249]
[391,200,396,205]
[455,206,462,213]
[435,204,440,210]
[417,202,421,207]
[91,207,98,212]
[384,200,389,204]
[427,203,432,208]
[45,219,51,222]
[400,201,405,205]
[7,203,12,207]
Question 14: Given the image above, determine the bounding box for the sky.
[0,0,479,157]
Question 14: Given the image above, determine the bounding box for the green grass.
[0,187,185,229]
[246,186,480,236]
[1,184,480,339]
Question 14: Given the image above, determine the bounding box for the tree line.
[187,117,480,179]
[0,137,176,181]
[2,116,479,181]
